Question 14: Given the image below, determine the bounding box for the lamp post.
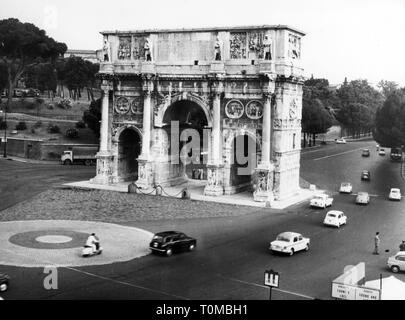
[1,41,6,158]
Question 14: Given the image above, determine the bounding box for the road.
[1,141,405,300]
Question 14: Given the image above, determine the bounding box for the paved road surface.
[1,141,405,300]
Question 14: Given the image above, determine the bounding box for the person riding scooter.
[82,233,102,257]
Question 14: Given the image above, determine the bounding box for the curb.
[3,156,59,165]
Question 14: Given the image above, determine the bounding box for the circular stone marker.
[0,220,154,267]
[35,235,73,243]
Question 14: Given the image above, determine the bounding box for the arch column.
[204,81,224,196]
[254,81,276,202]
[136,76,154,189]
[91,80,114,185]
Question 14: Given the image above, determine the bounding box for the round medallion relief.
[246,100,263,119]
[131,97,143,114]
[115,97,130,114]
[225,100,244,119]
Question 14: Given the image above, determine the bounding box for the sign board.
[264,269,279,288]
[331,282,380,300]
[333,263,365,285]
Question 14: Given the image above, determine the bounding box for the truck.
[61,146,98,165]
[390,147,403,161]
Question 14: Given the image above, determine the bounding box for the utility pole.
[2,98,7,158]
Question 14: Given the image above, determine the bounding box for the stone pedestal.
[141,62,156,74]
[253,164,274,203]
[135,158,154,189]
[209,61,225,74]
[100,62,114,74]
[91,152,114,184]
[204,165,224,196]
[259,61,275,74]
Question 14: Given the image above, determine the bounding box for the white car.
[387,252,405,273]
[323,210,347,228]
[269,232,310,256]
[389,188,401,201]
[336,138,346,144]
[310,194,333,208]
[356,192,370,205]
[379,148,386,156]
[339,182,353,194]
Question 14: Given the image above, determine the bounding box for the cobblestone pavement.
[0,188,264,223]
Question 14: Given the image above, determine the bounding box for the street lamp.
[1,40,7,158]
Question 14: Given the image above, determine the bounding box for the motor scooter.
[82,242,103,257]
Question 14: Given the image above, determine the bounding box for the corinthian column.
[260,93,272,168]
[211,92,221,165]
[91,80,114,185]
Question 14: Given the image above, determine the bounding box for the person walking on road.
[373,232,380,255]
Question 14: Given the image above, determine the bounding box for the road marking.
[218,274,315,300]
[0,247,189,300]
[313,147,369,161]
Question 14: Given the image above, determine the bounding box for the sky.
[1,0,405,87]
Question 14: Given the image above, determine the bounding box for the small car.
[149,231,196,257]
[389,188,401,201]
[310,194,333,208]
[339,182,353,194]
[361,170,371,181]
[336,138,346,144]
[356,192,370,205]
[362,149,370,157]
[0,273,10,292]
[269,232,310,256]
[323,210,347,228]
[387,252,405,273]
[379,148,386,156]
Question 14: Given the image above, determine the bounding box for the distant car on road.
[323,210,347,228]
[149,231,196,257]
[336,138,346,144]
[339,182,353,194]
[362,149,370,157]
[269,232,310,256]
[356,192,370,205]
[0,273,10,292]
[389,188,401,201]
[379,148,386,156]
[361,170,371,181]
[390,147,403,161]
[310,194,333,208]
[387,252,405,273]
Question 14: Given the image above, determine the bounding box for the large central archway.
[162,99,209,184]
[117,128,141,181]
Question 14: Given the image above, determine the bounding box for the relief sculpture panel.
[230,32,247,59]
[118,37,131,60]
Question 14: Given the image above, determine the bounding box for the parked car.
[310,194,333,208]
[389,188,401,201]
[336,138,346,144]
[269,232,310,256]
[362,149,370,157]
[356,192,370,205]
[379,148,386,156]
[149,231,196,257]
[361,170,371,181]
[323,210,347,228]
[387,252,405,273]
[0,273,10,292]
[390,147,403,161]
[339,182,353,194]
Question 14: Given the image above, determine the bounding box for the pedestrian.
[399,240,405,252]
[373,232,380,255]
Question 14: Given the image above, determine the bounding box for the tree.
[0,18,66,109]
[301,78,336,147]
[377,80,399,98]
[336,79,383,137]
[83,98,101,137]
[302,98,334,147]
[25,62,57,95]
[373,89,405,148]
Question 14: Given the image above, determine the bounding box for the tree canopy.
[374,89,405,148]
[0,18,66,105]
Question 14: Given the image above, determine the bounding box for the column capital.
[101,80,113,92]
[142,77,154,95]
[210,80,224,95]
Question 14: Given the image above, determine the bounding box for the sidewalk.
[2,155,58,165]
[63,179,320,210]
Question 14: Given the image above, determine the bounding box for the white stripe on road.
[218,274,315,300]
[314,147,368,161]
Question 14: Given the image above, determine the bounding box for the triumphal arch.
[91,25,305,202]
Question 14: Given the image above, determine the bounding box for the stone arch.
[156,92,212,128]
[112,125,143,143]
[117,126,142,181]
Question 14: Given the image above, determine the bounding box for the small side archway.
[117,126,142,181]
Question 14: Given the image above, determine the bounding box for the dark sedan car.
[0,273,10,292]
[362,149,370,157]
[361,170,371,181]
[149,231,197,257]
